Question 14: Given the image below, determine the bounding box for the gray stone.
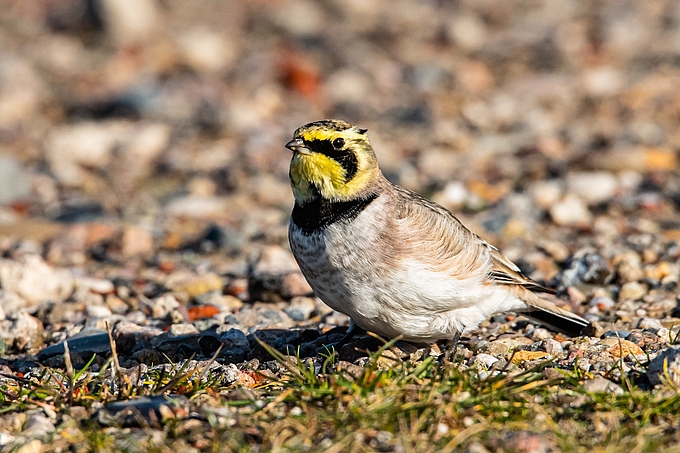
[470,353,499,369]
[648,346,680,387]
[0,156,30,203]
[583,377,624,395]
[284,296,316,321]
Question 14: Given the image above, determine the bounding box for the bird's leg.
[443,330,462,363]
[334,320,365,350]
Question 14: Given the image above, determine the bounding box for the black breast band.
[291,193,379,234]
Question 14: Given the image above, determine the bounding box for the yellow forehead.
[297,128,364,143]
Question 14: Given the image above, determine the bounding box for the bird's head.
[286,119,381,203]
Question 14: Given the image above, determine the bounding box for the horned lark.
[286,119,594,347]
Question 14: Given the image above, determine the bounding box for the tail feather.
[511,287,595,337]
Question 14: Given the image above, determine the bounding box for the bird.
[285,119,594,352]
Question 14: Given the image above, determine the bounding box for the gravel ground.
[1,0,680,451]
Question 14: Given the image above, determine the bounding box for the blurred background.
[0,0,678,267]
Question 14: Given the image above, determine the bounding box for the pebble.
[469,353,499,369]
[0,313,44,352]
[539,339,564,355]
[195,292,243,312]
[75,277,115,295]
[583,377,624,395]
[637,317,663,330]
[619,282,648,301]
[647,346,680,387]
[113,322,164,354]
[122,225,154,257]
[167,273,224,298]
[0,255,74,308]
[284,296,317,321]
[151,294,181,319]
[16,440,43,453]
[85,305,113,319]
[0,156,31,204]
[549,194,592,226]
[99,0,159,44]
[168,323,199,336]
[566,171,619,205]
[22,411,56,438]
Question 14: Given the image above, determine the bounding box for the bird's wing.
[392,184,553,294]
[483,240,556,294]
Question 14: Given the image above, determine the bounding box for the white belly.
[288,201,525,342]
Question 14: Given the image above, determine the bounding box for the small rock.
[566,171,619,205]
[280,272,313,298]
[0,431,15,446]
[167,273,224,298]
[530,180,563,210]
[16,439,43,453]
[583,377,624,395]
[637,317,663,330]
[619,282,647,301]
[121,225,154,257]
[85,305,113,319]
[106,295,129,314]
[599,338,644,357]
[647,346,680,387]
[549,194,592,226]
[470,353,499,369]
[0,255,74,308]
[601,330,632,339]
[0,313,44,352]
[75,277,115,295]
[511,350,550,365]
[195,292,243,312]
[165,196,231,220]
[177,27,233,73]
[151,294,181,319]
[589,296,615,310]
[100,395,188,427]
[284,296,316,321]
[45,121,128,187]
[559,252,612,287]
[539,338,563,355]
[22,411,55,438]
[218,328,250,350]
[613,251,644,283]
[112,321,163,354]
[99,0,159,44]
[0,155,31,204]
[168,323,199,336]
[481,336,532,356]
[432,181,469,210]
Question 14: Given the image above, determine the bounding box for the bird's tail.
[512,287,595,337]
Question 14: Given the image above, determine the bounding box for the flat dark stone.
[37,329,111,364]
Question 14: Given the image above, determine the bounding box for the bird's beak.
[285,138,310,154]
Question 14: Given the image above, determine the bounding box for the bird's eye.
[332,138,345,149]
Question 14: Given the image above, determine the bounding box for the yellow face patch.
[288,120,380,203]
[290,152,347,202]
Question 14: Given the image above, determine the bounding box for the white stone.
[85,305,113,319]
[470,353,499,369]
[99,0,159,44]
[530,180,563,209]
[177,27,234,73]
[549,193,592,226]
[45,122,130,186]
[566,171,619,205]
[0,256,73,307]
[433,181,468,210]
[75,278,115,295]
